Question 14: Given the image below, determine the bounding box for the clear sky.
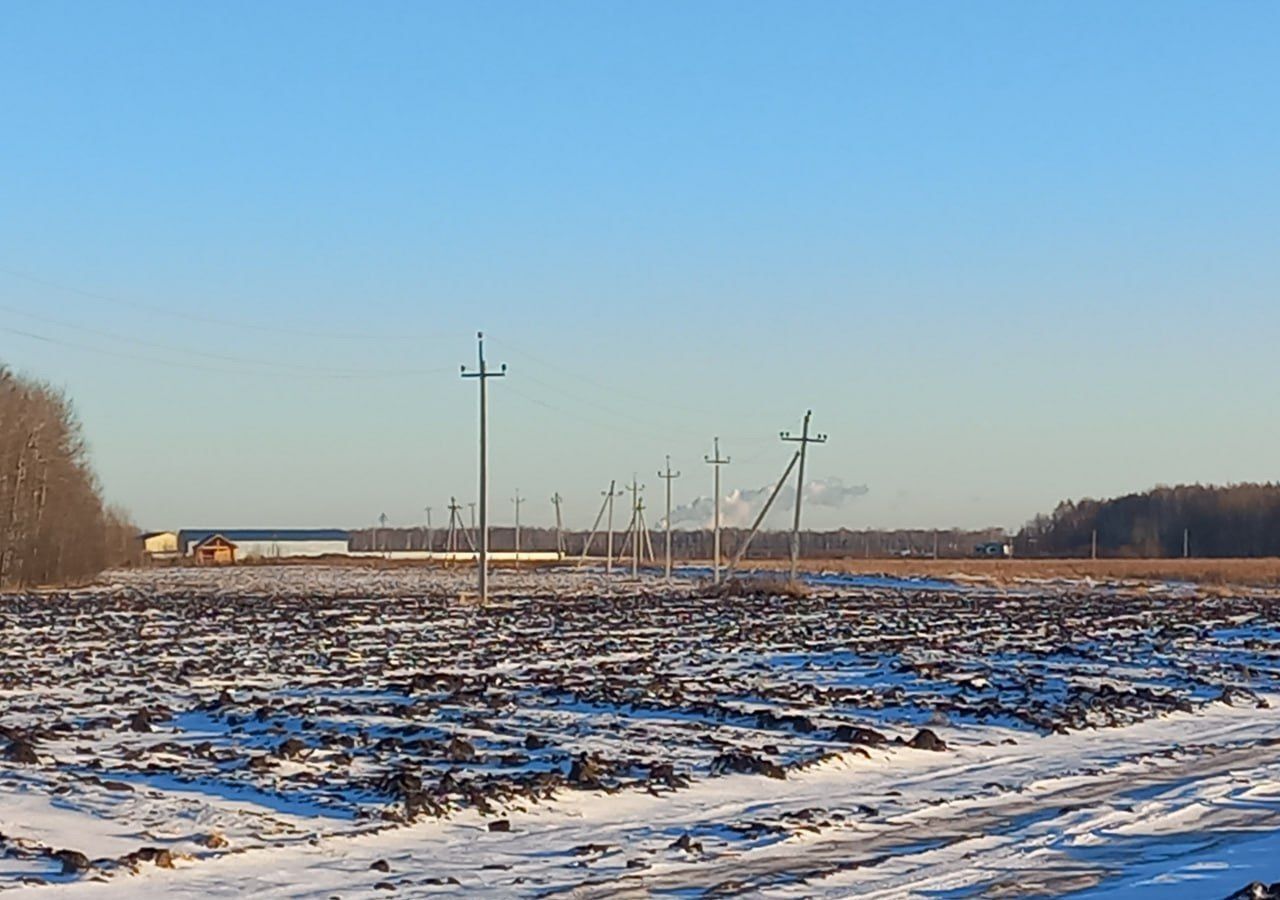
[2,1,1278,532]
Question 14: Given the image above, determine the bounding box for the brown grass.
[743,557,1280,587]
[702,574,812,599]
[156,554,1280,589]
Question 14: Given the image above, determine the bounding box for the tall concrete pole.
[705,438,730,585]
[446,497,461,555]
[512,489,524,568]
[781,411,827,585]
[603,480,622,575]
[551,493,565,558]
[626,475,645,578]
[658,456,681,581]
[461,332,506,602]
[424,506,433,554]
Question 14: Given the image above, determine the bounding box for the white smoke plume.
[665,477,869,529]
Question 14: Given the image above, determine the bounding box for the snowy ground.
[2,566,1280,897]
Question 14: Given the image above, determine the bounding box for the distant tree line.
[1016,483,1280,558]
[0,367,137,588]
[351,526,1008,559]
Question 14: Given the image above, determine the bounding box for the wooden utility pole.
[461,332,506,602]
[705,438,730,585]
[1091,528,1098,560]
[780,411,827,584]
[658,455,681,580]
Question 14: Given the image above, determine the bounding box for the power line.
[501,383,666,445]
[490,335,720,417]
[512,369,719,440]
[0,302,448,378]
[0,265,451,343]
[491,336,774,442]
[0,324,327,378]
[502,380,773,451]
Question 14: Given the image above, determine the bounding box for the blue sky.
[2,1,1278,531]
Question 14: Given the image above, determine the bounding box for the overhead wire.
[0,324,449,380]
[490,339,774,446]
[0,265,452,343]
[2,267,799,452]
[501,382,670,446]
[0,302,447,378]
[490,335,721,417]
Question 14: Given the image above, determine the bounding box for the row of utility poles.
[1088,527,1192,559]
[459,332,828,603]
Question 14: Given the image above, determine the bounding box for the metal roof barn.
[177,529,350,560]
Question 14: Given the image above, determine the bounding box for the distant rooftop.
[177,529,350,544]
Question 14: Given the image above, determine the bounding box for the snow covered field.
[3,566,1280,897]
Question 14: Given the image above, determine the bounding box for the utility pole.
[603,481,624,575]
[626,476,645,577]
[450,499,471,555]
[424,506,433,554]
[635,497,653,573]
[1091,528,1098,560]
[705,437,730,585]
[1183,527,1190,559]
[551,493,565,558]
[512,489,524,568]
[658,455,681,580]
[781,411,827,584]
[461,331,506,602]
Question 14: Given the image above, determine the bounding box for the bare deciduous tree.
[0,366,139,588]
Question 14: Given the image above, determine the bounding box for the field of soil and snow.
[5,566,1280,898]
